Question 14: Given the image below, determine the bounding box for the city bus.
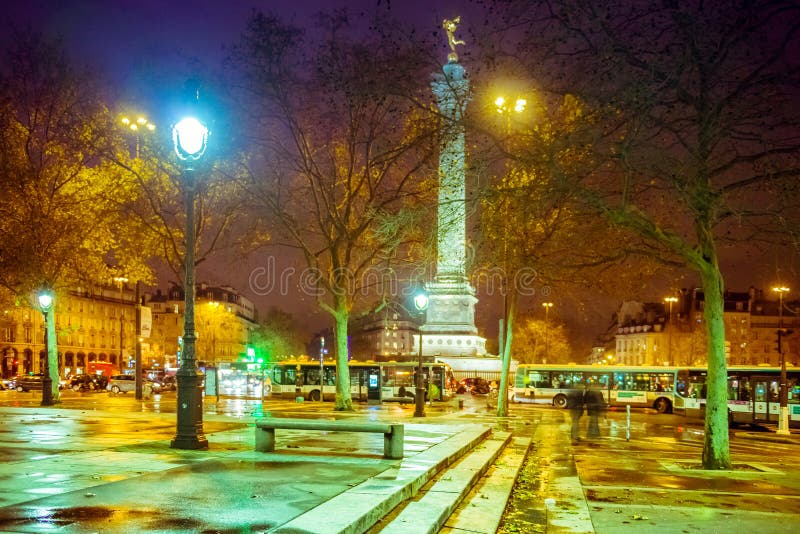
[513,364,678,413]
[674,366,800,427]
[268,360,455,403]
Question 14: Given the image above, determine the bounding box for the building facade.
[147,283,258,368]
[348,304,420,360]
[1,281,260,379]
[614,288,799,367]
[1,284,136,379]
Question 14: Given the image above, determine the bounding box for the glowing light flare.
[495,95,527,114]
[413,292,429,312]
[172,117,209,161]
[37,291,54,312]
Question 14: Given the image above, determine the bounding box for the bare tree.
[229,11,438,410]
[482,0,800,468]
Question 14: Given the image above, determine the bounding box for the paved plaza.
[0,392,798,533]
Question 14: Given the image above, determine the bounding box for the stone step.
[378,431,512,534]
[272,425,492,534]
[441,435,531,534]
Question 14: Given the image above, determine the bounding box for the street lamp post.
[494,95,526,359]
[664,296,678,366]
[542,302,553,363]
[171,115,210,450]
[773,286,790,436]
[113,276,128,372]
[413,291,429,418]
[319,336,326,403]
[120,115,156,159]
[37,290,54,406]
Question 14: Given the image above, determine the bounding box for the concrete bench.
[255,418,404,459]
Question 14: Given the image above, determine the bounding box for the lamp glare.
[38,293,53,311]
[173,117,209,160]
[414,293,429,312]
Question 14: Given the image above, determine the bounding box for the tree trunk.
[698,251,731,469]
[333,307,353,411]
[497,289,518,417]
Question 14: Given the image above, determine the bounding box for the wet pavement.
[0,390,799,533]
[0,395,491,533]
[499,407,800,533]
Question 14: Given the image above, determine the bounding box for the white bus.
[513,364,679,413]
[674,366,800,426]
[269,360,455,403]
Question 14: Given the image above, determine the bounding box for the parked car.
[157,375,177,392]
[107,374,158,395]
[107,374,136,394]
[11,374,46,392]
[70,374,103,391]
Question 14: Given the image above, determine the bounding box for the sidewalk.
[0,402,492,533]
[0,395,798,533]
[503,410,800,534]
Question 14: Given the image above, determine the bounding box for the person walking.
[585,383,606,438]
[566,386,585,442]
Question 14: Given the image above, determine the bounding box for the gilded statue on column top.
[443,16,465,63]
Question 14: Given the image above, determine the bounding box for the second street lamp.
[542,302,553,363]
[413,291,429,418]
[664,296,678,366]
[171,114,210,450]
[37,290,55,406]
[773,286,790,436]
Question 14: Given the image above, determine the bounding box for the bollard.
[626,404,631,441]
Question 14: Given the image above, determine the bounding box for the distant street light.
[542,302,553,363]
[773,286,790,436]
[120,115,156,158]
[37,289,55,406]
[494,94,527,358]
[413,290,429,418]
[171,113,210,451]
[664,296,678,366]
[113,276,128,372]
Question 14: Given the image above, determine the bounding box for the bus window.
[651,373,673,392]
[528,372,551,388]
[727,378,740,400]
[584,372,610,389]
[790,379,799,403]
[614,372,651,391]
[769,381,779,402]
[676,370,690,397]
[306,368,321,386]
[271,367,284,385]
[285,368,297,387]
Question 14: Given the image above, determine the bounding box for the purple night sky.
[5,1,795,351]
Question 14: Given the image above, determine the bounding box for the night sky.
[5,1,796,352]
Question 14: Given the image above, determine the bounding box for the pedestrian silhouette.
[566,386,585,442]
[585,383,606,438]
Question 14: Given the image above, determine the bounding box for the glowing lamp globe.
[38,291,54,312]
[172,117,209,161]
[413,292,429,312]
